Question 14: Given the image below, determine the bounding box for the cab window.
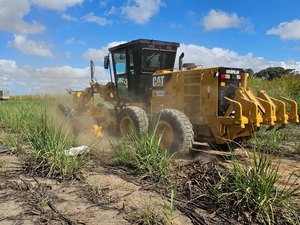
[113,51,126,75]
[112,50,128,97]
[142,49,176,72]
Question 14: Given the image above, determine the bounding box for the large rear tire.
[118,106,149,137]
[155,109,194,154]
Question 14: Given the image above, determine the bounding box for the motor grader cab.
[69,38,299,153]
[104,39,179,107]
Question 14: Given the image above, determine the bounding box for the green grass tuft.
[0,100,87,179]
[113,132,171,182]
[247,124,300,156]
[216,149,300,224]
[26,108,86,179]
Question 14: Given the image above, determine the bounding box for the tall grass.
[26,108,86,179]
[0,133,23,149]
[248,76,300,155]
[0,100,41,133]
[249,76,300,107]
[0,100,86,179]
[216,149,300,224]
[246,124,300,156]
[113,132,171,181]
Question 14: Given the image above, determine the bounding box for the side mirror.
[104,55,110,69]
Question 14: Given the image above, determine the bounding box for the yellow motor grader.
[66,39,299,153]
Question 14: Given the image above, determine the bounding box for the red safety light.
[221,74,230,79]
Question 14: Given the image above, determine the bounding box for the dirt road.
[1,140,299,225]
[0,149,192,225]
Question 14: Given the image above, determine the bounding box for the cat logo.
[153,76,165,87]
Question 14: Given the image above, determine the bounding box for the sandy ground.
[0,136,299,224]
[0,148,192,225]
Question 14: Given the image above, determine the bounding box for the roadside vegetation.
[249,72,300,107]
[246,124,300,156]
[216,150,300,224]
[0,100,85,179]
[113,131,171,182]
[248,74,300,156]
[172,149,300,224]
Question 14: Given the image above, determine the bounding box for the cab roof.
[108,39,180,52]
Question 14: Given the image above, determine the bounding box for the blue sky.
[1,0,300,95]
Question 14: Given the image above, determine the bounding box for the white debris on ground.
[64,145,90,156]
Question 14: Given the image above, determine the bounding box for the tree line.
[245,67,299,80]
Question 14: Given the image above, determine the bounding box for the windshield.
[142,49,176,72]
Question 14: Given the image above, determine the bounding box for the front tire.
[118,106,149,137]
[155,109,194,154]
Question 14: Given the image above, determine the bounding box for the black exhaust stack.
[179,52,184,70]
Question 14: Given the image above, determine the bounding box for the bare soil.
[0,149,191,225]
[0,135,299,225]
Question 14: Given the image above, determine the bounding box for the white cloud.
[9,35,53,57]
[65,37,87,46]
[177,43,300,72]
[0,59,110,95]
[83,12,112,26]
[31,0,83,11]
[121,0,163,24]
[0,59,18,89]
[83,48,105,62]
[21,65,110,93]
[267,19,300,40]
[105,6,119,16]
[0,59,18,75]
[65,37,76,45]
[0,0,45,34]
[82,41,126,62]
[203,9,245,31]
[62,13,79,21]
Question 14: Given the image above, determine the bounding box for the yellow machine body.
[151,67,299,144]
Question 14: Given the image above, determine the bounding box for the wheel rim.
[120,116,136,136]
[156,121,174,150]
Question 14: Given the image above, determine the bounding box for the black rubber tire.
[118,106,149,137]
[155,109,194,154]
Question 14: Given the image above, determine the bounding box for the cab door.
[112,49,129,101]
[112,47,138,103]
[127,48,137,96]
